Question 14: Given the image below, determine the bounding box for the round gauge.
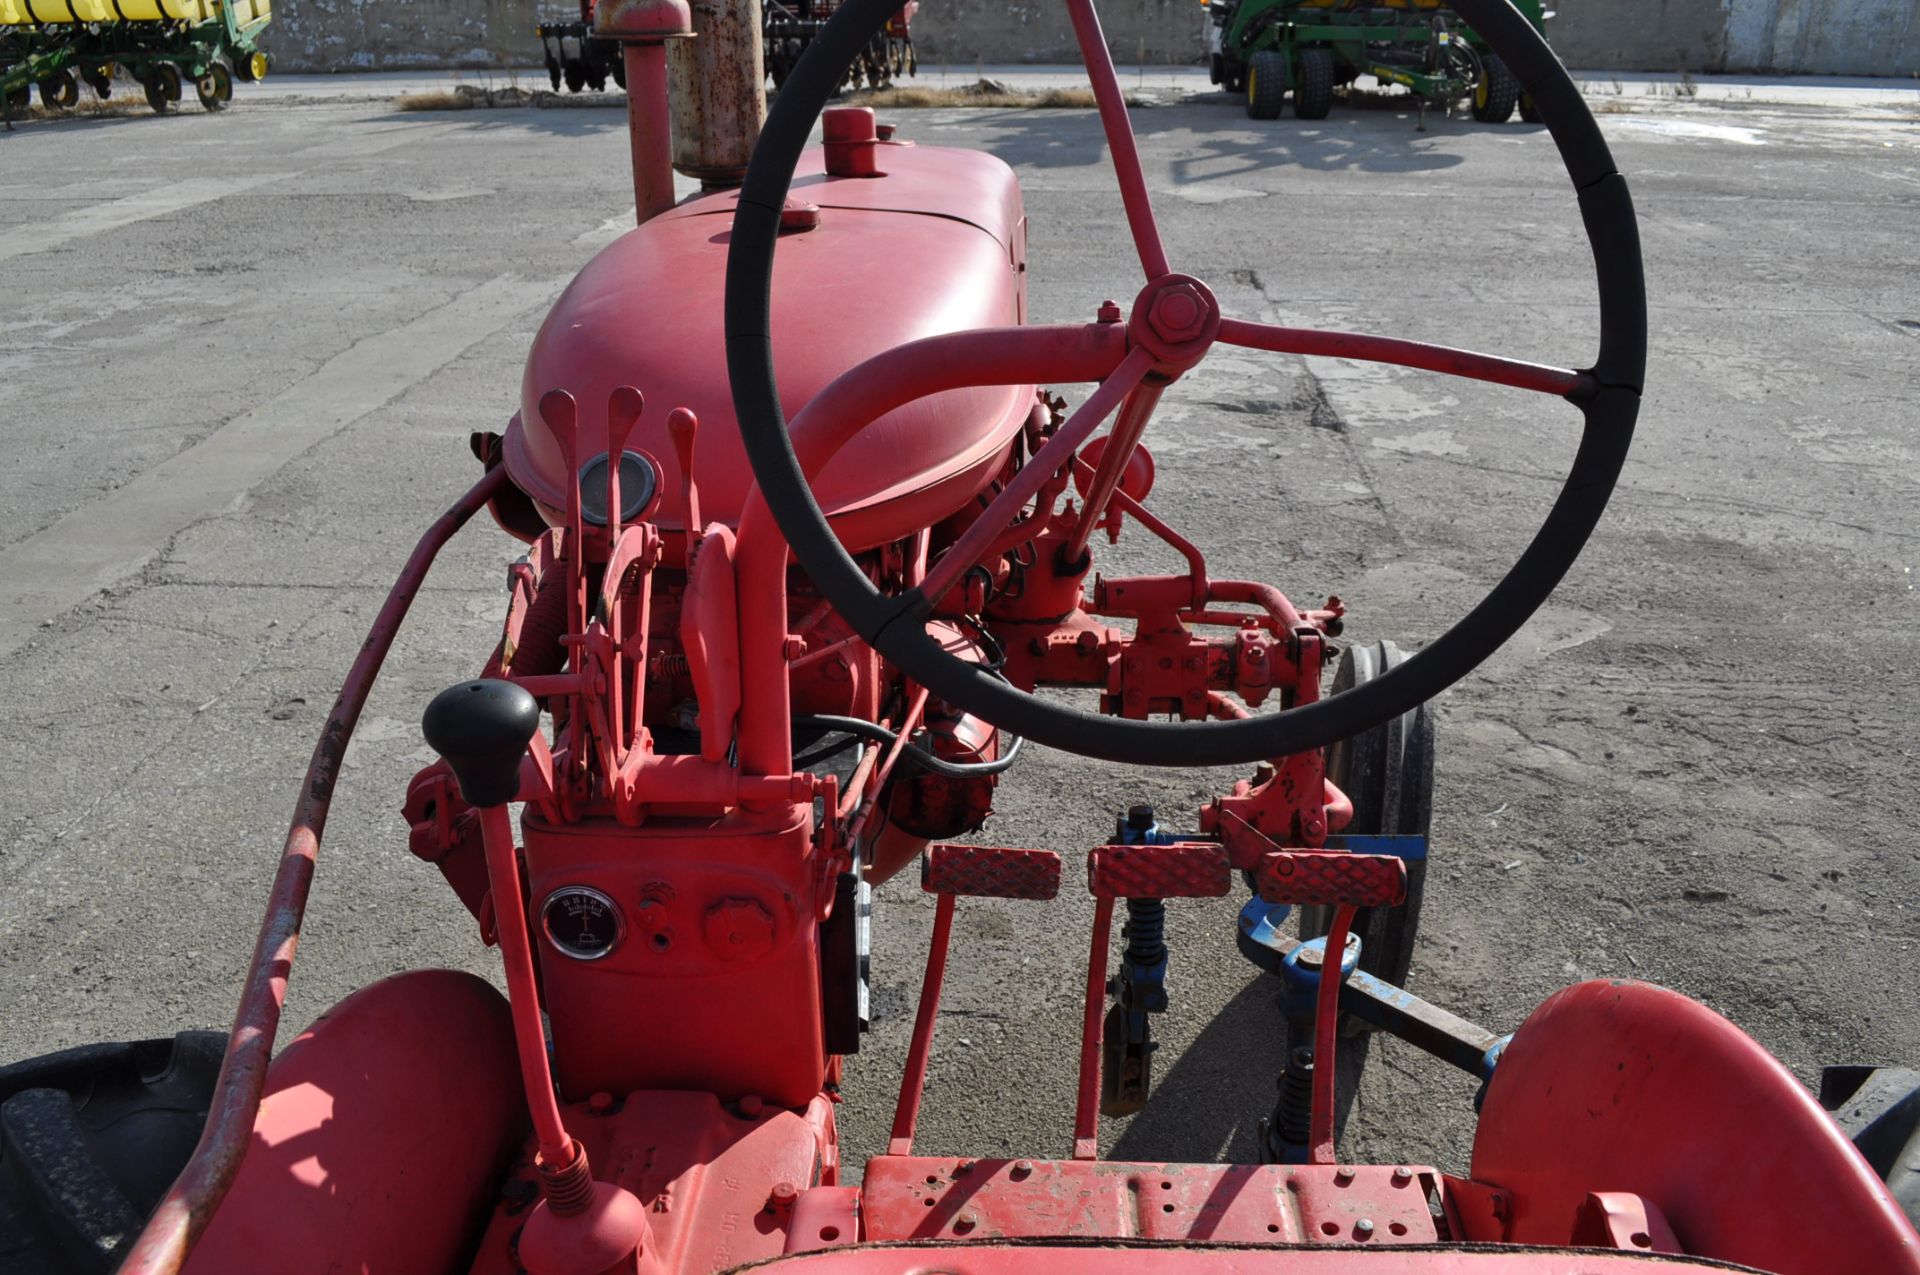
[541,886,623,961]
[576,450,661,527]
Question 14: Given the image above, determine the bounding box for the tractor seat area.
[507,141,1035,559]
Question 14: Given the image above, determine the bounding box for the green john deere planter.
[2,0,272,122]
[1206,0,1549,123]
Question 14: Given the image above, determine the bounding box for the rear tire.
[1299,639,1434,1139]
[1293,46,1334,120]
[0,1032,224,1275]
[1472,53,1520,123]
[1246,49,1287,121]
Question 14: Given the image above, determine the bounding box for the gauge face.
[541,886,622,961]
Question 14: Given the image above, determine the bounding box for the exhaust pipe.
[595,0,694,224]
[670,0,768,188]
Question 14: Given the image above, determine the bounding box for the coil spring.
[1274,1046,1316,1148]
[1122,897,1167,966]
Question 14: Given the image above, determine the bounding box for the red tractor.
[3,1,1917,1273]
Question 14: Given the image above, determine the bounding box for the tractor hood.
[507,142,1031,556]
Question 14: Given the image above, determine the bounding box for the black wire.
[792,714,1024,778]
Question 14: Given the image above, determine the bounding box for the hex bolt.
[1390,1166,1413,1188]
[1096,299,1123,324]
[770,1180,798,1214]
[954,1212,979,1234]
[1146,281,1210,343]
[1354,1218,1375,1241]
[1333,1166,1356,1186]
[588,1091,616,1115]
[1011,1160,1034,1179]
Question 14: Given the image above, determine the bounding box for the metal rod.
[1073,893,1117,1160]
[1064,0,1170,281]
[478,804,576,1161]
[1061,381,1165,567]
[887,891,956,1155]
[918,345,1155,609]
[624,43,677,224]
[121,466,508,1275]
[1218,316,1591,399]
[1309,904,1357,1164]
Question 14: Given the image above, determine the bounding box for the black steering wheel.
[725,0,1644,768]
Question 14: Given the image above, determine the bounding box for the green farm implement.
[1,0,271,122]
[1207,0,1548,122]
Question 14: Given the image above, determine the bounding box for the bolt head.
[1147,281,1210,343]
[1333,1165,1356,1185]
[1354,1218,1375,1239]
[1390,1165,1413,1187]
[1097,299,1124,324]
[771,1179,798,1204]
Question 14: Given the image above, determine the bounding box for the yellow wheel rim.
[1474,77,1488,109]
[1247,70,1256,103]
[248,51,268,81]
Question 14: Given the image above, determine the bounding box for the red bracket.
[1087,843,1230,899]
[922,844,1062,900]
[1256,850,1407,908]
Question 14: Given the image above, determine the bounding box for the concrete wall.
[263,0,1920,78]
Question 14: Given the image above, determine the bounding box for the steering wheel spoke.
[917,344,1157,609]
[1065,0,1171,282]
[1217,317,1594,400]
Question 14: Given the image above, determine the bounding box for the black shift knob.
[422,679,541,808]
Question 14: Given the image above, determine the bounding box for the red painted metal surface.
[122,468,506,1275]
[861,1157,1444,1246]
[623,43,677,223]
[1471,979,1920,1272]
[1309,905,1357,1165]
[699,1245,1765,1273]
[889,891,956,1156]
[733,320,1128,776]
[1087,843,1231,899]
[1218,316,1591,399]
[1256,850,1409,909]
[923,843,1063,900]
[510,144,1033,555]
[477,803,578,1164]
[181,971,525,1275]
[467,1091,833,1275]
[1073,893,1116,1160]
[521,808,828,1107]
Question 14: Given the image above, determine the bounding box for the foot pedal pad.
[922,844,1062,900]
[1088,843,1231,899]
[1256,850,1407,908]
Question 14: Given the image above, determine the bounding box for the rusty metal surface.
[922,843,1062,900]
[1087,842,1231,899]
[862,1156,1444,1246]
[668,0,766,184]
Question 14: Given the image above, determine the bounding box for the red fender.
[184,970,525,1275]
[1470,979,1920,1272]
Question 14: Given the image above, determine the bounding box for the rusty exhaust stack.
[596,0,694,225]
[669,0,768,189]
